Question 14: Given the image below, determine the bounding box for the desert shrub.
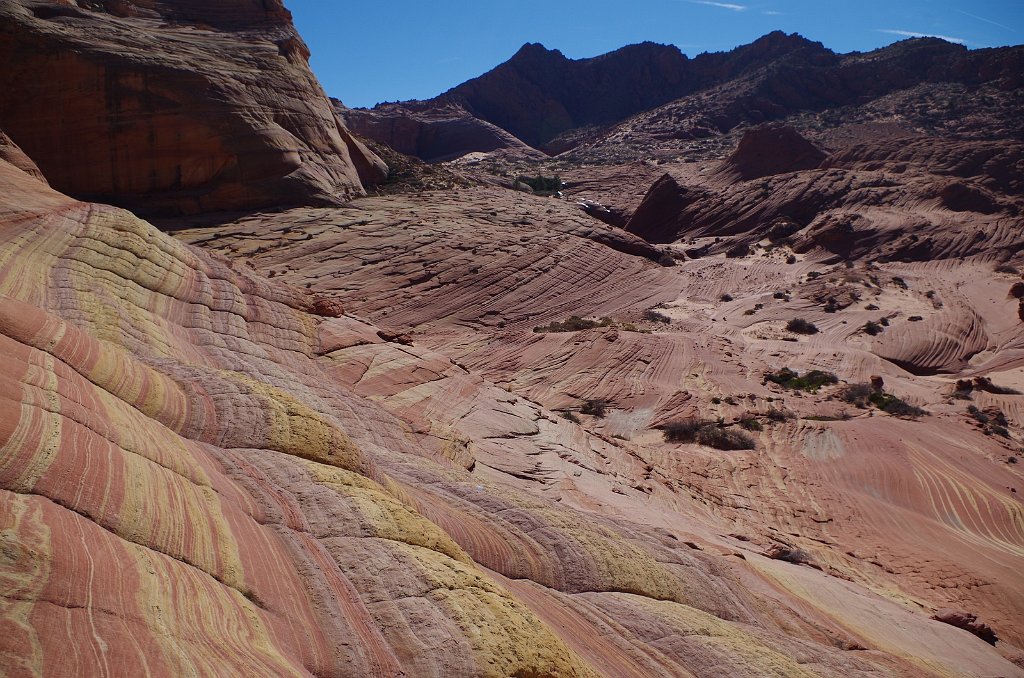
[739,416,763,431]
[773,291,790,300]
[786,255,797,264]
[644,309,671,324]
[516,174,561,195]
[662,418,755,450]
[908,315,923,321]
[764,368,837,392]
[967,404,989,424]
[580,399,608,418]
[534,316,613,333]
[995,264,1019,275]
[865,303,880,310]
[786,318,819,335]
[870,392,926,418]
[561,410,580,423]
[863,320,883,336]
[892,277,908,290]
[824,297,840,313]
[764,407,795,422]
[974,376,1022,395]
[842,383,924,416]
[803,412,852,421]
[697,426,756,450]
[841,383,876,407]
[663,418,706,443]
[720,293,734,302]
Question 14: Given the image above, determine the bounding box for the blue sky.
[288,0,1024,109]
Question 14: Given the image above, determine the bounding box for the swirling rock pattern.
[8,132,1023,674]
[181,175,1024,673]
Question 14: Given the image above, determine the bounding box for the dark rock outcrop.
[932,609,999,645]
[0,0,385,215]
[720,125,826,180]
[624,173,714,244]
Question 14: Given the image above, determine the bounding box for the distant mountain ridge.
[344,32,1024,161]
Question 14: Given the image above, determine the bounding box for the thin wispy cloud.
[953,9,1018,34]
[762,10,782,16]
[877,29,968,45]
[688,1,747,11]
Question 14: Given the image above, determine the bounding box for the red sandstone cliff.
[0,0,386,215]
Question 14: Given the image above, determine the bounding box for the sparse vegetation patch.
[534,316,612,333]
[662,418,756,450]
[764,368,837,392]
[841,383,926,418]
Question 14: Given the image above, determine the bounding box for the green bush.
[842,383,925,418]
[764,368,837,392]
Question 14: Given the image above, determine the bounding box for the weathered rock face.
[624,173,714,244]
[623,134,1024,266]
[0,0,385,215]
[720,125,826,180]
[340,101,542,163]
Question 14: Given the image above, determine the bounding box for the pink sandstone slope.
[2,137,1022,675]
[178,178,1024,672]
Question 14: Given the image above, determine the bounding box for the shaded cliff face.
[0,0,385,216]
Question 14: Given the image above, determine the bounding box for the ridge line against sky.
[287,0,1024,109]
